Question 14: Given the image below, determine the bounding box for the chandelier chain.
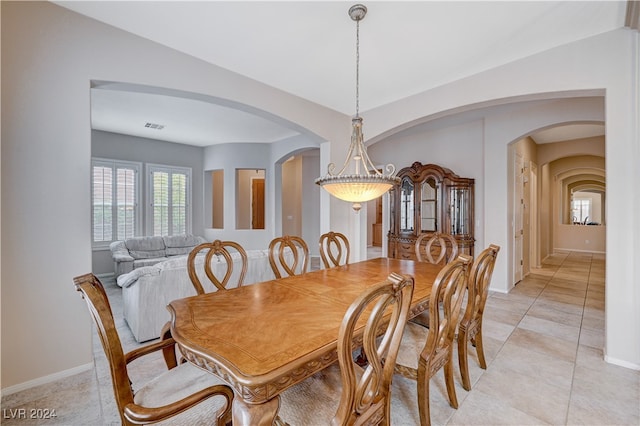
[355,18,360,118]
[315,4,400,211]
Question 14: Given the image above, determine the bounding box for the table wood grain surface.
[167,257,442,425]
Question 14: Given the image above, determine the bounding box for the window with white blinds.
[91,159,141,247]
[147,164,191,236]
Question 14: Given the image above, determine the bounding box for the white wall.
[2,2,638,394]
[1,1,345,391]
[302,153,321,257]
[364,30,639,369]
[556,224,605,252]
[368,119,486,253]
[281,157,302,236]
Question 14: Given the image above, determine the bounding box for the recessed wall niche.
[205,169,224,229]
[236,169,265,230]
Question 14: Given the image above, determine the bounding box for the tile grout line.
[519,251,586,426]
[481,251,588,426]
[564,252,594,425]
[473,253,558,393]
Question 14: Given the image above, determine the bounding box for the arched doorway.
[509,126,605,285]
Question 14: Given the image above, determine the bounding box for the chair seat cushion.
[279,362,415,425]
[396,322,429,370]
[277,363,342,424]
[134,362,230,423]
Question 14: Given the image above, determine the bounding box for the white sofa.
[116,248,299,342]
[110,234,206,277]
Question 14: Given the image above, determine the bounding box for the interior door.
[514,153,524,284]
[529,162,539,269]
[251,178,265,229]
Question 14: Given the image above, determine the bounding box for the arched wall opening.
[543,157,606,255]
[273,148,322,256]
[367,94,605,283]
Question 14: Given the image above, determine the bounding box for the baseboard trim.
[604,354,640,371]
[553,247,605,254]
[1,362,94,397]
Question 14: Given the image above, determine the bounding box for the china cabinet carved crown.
[388,162,475,260]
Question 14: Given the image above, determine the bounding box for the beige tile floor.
[2,250,639,425]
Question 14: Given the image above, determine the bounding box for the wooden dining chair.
[394,254,472,426]
[73,273,233,426]
[415,232,459,265]
[319,231,350,268]
[277,273,415,425]
[411,232,460,328]
[187,240,248,295]
[268,235,309,278]
[458,244,500,391]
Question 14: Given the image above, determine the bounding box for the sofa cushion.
[163,234,204,256]
[117,266,161,288]
[133,257,169,268]
[125,236,166,259]
[109,241,133,260]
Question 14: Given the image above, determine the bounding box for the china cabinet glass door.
[420,177,438,232]
[400,178,414,232]
[449,187,470,235]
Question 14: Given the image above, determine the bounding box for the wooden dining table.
[167,257,443,425]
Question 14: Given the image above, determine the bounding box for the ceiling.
[55,1,627,146]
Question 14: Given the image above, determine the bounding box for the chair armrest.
[123,384,233,425]
[160,322,178,369]
[125,337,177,365]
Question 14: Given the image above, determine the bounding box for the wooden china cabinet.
[388,162,475,260]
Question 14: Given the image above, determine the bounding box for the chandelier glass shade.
[315,116,399,211]
[315,4,400,211]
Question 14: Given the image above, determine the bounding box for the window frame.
[572,198,592,224]
[146,163,192,236]
[91,158,142,249]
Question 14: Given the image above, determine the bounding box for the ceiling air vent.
[145,122,165,130]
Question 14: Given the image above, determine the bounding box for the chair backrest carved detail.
[422,254,472,370]
[415,232,459,265]
[457,244,500,390]
[334,273,414,425]
[188,240,248,295]
[268,235,309,278]
[319,231,350,268]
[460,244,500,333]
[73,274,143,420]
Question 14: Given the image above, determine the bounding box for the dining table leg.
[232,394,280,426]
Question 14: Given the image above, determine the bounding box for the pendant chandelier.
[315,4,400,212]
